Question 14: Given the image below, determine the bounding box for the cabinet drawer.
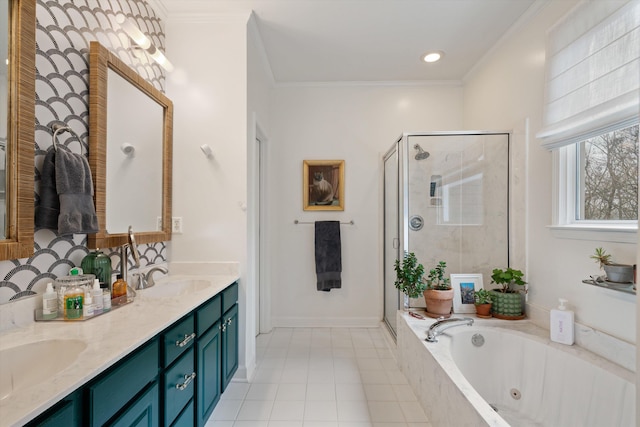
[163,314,196,367]
[89,339,159,427]
[107,382,159,427]
[163,347,195,425]
[196,295,221,337]
[170,400,194,427]
[222,282,238,313]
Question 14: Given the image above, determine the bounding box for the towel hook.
[50,123,85,154]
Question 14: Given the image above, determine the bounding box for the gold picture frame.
[303,160,345,211]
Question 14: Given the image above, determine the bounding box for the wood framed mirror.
[88,41,172,248]
[0,0,35,260]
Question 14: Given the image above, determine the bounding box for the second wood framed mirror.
[88,41,173,248]
[0,0,35,260]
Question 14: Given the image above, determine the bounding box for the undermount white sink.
[138,279,211,298]
[0,339,87,401]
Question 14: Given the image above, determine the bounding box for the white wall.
[268,84,464,327]
[463,0,637,343]
[247,17,273,356]
[165,13,255,379]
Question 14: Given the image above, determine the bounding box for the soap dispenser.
[550,298,574,345]
[42,282,58,320]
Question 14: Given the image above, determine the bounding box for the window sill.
[548,224,637,244]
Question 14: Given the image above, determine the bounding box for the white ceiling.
[154,0,538,83]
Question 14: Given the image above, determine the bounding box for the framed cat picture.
[303,160,345,211]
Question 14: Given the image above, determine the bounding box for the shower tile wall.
[0,0,167,304]
[406,134,508,305]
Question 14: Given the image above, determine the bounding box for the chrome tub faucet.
[425,317,474,342]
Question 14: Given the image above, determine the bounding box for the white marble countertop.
[0,267,239,427]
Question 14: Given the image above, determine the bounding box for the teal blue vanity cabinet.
[194,282,238,426]
[24,282,238,427]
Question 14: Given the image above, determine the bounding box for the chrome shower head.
[414,144,430,160]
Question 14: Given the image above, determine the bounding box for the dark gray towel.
[35,148,60,230]
[315,221,342,291]
[55,148,99,235]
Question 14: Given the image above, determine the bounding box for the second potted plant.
[591,247,634,283]
[423,261,453,319]
[490,267,526,319]
[474,288,493,318]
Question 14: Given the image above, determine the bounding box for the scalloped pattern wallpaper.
[0,0,168,304]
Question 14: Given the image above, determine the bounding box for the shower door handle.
[393,238,399,249]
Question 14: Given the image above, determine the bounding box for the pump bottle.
[550,298,574,345]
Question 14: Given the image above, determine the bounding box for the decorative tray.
[34,295,133,322]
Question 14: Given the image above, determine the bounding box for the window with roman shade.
[537,0,639,149]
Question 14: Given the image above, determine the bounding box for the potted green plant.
[591,247,633,283]
[394,252,426,309]
[423,261,453,319]
[490,267,526,319]
[474,288,493,318]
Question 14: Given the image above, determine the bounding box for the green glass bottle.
[81,249,112,290]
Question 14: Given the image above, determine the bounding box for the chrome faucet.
[425,317,474,342]
[138,266,169,289]
[120,226,141,284]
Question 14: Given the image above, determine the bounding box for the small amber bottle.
[111,274,128,300]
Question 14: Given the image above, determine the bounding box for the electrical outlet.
[156,216,162,231]
[172,217,183,234]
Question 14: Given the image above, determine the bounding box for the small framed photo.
[303,160,345,211]
[450,274,484,313]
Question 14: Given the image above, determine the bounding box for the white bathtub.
[396,312,636,427]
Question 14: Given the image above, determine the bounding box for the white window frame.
[550,122,638,243]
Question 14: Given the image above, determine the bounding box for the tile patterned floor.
[206,327,432,427]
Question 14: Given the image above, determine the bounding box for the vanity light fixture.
[421,50,445,63]
[116,14,174,72]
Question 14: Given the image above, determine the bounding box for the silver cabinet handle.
[226,318,232,325]
[176,372,196,391]
[221,323,227,332]
[175,332,196,348]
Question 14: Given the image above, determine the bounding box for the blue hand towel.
[55,148,99,235]
[315,221,342,291]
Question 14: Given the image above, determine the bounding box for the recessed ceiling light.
[421,51,444,63]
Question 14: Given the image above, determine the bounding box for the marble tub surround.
[396,311,635,427]
[0,273,239,427]
[527,302,636,372]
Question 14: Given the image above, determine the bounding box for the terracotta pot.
[423,289,454,319]
[475,303,492,318]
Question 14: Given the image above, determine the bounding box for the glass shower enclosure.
[383,132,510,337]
